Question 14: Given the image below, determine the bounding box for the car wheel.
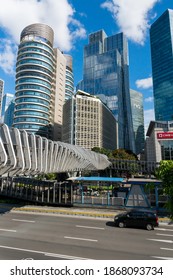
[118,222,125,228]
[146,224,153,231]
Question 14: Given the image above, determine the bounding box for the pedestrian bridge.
[0,124,110,176]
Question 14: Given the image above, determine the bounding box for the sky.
[0,0,173,133]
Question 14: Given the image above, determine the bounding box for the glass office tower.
[13,23,55,138]
[1,93,14,122]
[130,89,145,155]
[78,30,135,152]
[0,79,4,120]
[150,9,173,121]
[4,100,15,128]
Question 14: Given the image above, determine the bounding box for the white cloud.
[0,0,86,49]
[144,108,155,134]
[136,77,153,89]
[0,39,17,75]
[145,96,154,102]
[101,0,159,44]
[0,0,86,74]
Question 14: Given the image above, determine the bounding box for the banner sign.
[157,132,173,139]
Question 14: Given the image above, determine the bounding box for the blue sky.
[0,0,173,131]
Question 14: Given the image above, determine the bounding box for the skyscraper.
[150,9,173,121]
[4,100,15,128]
[0,79,4,121]
[77,30,135,152]
[13,23,67,140]
[1,92,14,123]
[130,89,145,155]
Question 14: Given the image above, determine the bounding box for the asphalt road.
[0,211,173,260]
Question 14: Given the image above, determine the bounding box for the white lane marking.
[64,236,98,242]
[152,256,173,260]
[45,253,90,260]
[76,225,105,230]
[0,229,17,232]
[147,238,173,243]
[156,233,173,237]
[0,245,92,260]
[160,247,173,251]
[155,228,173,232]
[12,219,35,223]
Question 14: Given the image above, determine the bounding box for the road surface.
[0,211,172,260]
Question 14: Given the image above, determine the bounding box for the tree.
[112,149,137,160]
[156,160,173,219]
[91,147,113,157]
[92,147,137,160]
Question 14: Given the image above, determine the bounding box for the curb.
[12,207,116,218]
[11,207,172,223]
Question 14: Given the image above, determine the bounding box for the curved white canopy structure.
[0,124,110,176]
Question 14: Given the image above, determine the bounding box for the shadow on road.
[106,221,115,227]
[0,196,26,216]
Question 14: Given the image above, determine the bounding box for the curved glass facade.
[13,24,55,138]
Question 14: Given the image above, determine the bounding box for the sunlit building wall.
[62,90,117,150]
[53,48,66,141]
[64,54,74,101]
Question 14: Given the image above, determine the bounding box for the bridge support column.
[31,188,33,200]
[155,186,159,209]
[36,185,38,201]
[59,184,61,203]
[25,186,28,199]
[81,183,84,204]
[107,192,110,206]
[53,183,56,203]
[65,183,67,204]
[71,183,73,204]
[5,177,9,195]
[42,191,44,202]
[1,177,3,193]
[10,177,13,196]
[47,188,50,203]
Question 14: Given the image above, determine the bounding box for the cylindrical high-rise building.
[13,23,55,138]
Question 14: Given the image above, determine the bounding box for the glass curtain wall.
[13,24,55,138]
[150,9,173,121]
[79,30,135,152]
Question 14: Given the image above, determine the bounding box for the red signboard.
[157,132,173,139]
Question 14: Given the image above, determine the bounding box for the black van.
[114,210,159,230]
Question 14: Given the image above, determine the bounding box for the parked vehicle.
[114,210,159,230]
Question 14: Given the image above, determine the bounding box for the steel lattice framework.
[0,124,110,176]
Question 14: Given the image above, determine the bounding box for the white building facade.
[62,90,118,150]
[146,121,173,162]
